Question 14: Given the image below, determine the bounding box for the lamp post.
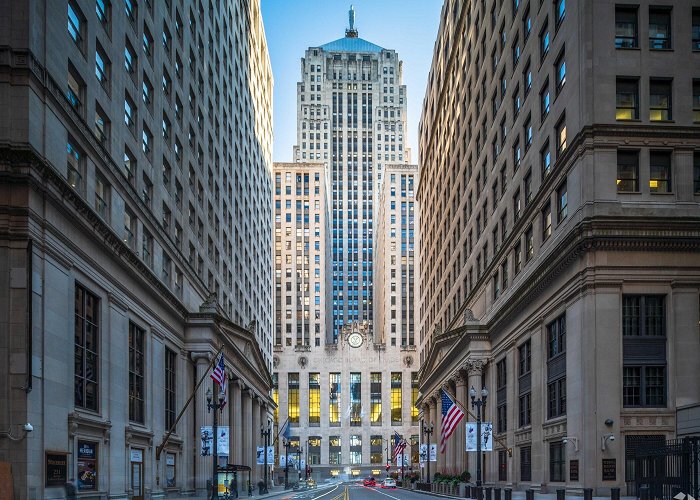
[206,386,226,500]
[305,440,309,481]
[260,420,271,494]
[470,386,489,490]
[283,438,291,490]
[296,448,302,483]
[422,420,434,484]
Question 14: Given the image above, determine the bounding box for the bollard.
[476,486,483,500]
[526,489,535,500]
[556,489,565,500]
[640,486,650,500]
[486,487,492,500]
[505,488,512,500]
[584,488,593,500]
[494,487,502,500]
[611,488,620,500]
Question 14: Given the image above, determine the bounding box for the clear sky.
[261,0,443,163]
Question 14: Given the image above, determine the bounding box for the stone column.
[251,395,261,486]
[191,352,212,493]
[242,389,253,470]
[455,371,469,474]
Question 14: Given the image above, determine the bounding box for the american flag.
[439,389,464,453]
[211,353,226,386]
[392,432,406,462]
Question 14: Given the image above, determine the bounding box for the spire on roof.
[345,5,358,38]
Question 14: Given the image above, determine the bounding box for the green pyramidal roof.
[319,36,383,53]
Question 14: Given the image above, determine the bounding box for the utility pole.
[422,420,434,484]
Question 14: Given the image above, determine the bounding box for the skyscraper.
[293,6,410,340]
[0,0,274,497]
[273,8,419,480]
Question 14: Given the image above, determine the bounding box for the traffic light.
[385,463,390,472]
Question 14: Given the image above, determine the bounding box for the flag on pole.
[219,373,228,408]
[392,432,406,461]
[211,353,226,386]
[439,389,465,453]
[282,420,291,440]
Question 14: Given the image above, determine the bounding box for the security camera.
[562,438,568,444]
[609,435,615,442]
[24,423,33,432]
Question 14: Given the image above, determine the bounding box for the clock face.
[348,332,363,348]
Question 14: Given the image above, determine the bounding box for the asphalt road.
[279,481,438,500]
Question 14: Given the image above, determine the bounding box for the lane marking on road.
[311,483,340,500]
[365,487,403,500]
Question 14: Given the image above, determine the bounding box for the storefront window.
[77,441,98,491]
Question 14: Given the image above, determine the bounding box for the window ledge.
[649,120,675,124]
[615,47,641,51]
[616,119,642,123]
[650,191,674,195]
[649,48,674,52]
[617,191,642,194]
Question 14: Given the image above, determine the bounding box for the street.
[279,482,437,500]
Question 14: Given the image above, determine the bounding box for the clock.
[347,332,363,348]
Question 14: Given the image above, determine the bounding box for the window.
[523,59,532,95]
[623,367,666,407]
[555,51,566,93]
[524,170,532,205]
[541,140,551,178]
[496,360,507,433]
[523,5,532,40]
[129,322,145,423]
[520,446,532,481]
[555,0,565,28]
[143,25,154,62]
[547,378,567,418]
[540,19,550,61]
[95,44,110,92]
[142,229,153,267]
[623,295,666,337]
[123,147,136,186]
[95,173,109,219]
[66,139,84,192]
[547,314,566,359]
[514,240,522,275]
[370,373,382,425]
[616,78,639,120]
[142,75,153,110]
[142,125,153,160]
[124,94,136,133]
[125,0,137,26]
[542,202,552,241]
[411,372,419,424]
[650,79,672,121]
[649,7,672,50]
[67,64,85,115]
[75,284,99,411]
[309,373,321,426]
[649,151,672,193]
[391,372,402,425]
[550,441,565,481]
[540,80,550,120]
[695,152,700,195]
[350,435,362,465]
[96,0,110,29]
[617,150,639,192]
[67,2,85,51]
[94,105,109,145]
[165,348,176,430]
[499,449,508,481]
[693,80,700,123]
[350,373,361,426]
[524,113,533,150]
[288,373,300,424]
[556,117,567,157]
[329,373,340,426]
[694,9,700,50]
[329,436,341,465]
[125,40,137,78]
[616,6,638,48]
[525,225,534,261]
[557,181,568,222]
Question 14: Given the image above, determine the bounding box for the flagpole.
[156,344,225,462]
[441,386,512,457]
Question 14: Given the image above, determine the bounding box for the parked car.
[381,478,397,489]
[363,476,377,487]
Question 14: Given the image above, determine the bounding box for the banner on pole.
[466,422,493,451]
[200,426,229,456]
[429,444,437,462]
[256,446,274,465]
[279,455,286,467]
[419,444,427,463]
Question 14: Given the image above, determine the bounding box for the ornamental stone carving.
[463,309,477,322]
[464,358,487,374]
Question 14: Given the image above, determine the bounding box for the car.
[363,477,376,487]
[307,479,317,489]
[381,478,397,489]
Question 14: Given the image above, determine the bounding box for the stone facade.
[417,0,700,493]
[0,0,274,498]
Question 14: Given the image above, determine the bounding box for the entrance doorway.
[130,449,144,500]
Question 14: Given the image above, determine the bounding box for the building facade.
[0,0,274,498]
[273,10,420,481]
[417,0,700,493]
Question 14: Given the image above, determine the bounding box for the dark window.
[694,152,700,195]
[555,50,566,93]
[525,225,534,261]
[540,80,551,120]
[520,446,532,481]
[519,393,531,427]
[649,151,672,193]
[550,441,565,481]
[68,1,86,52]
[616,78,639,120]
[623,295,665,337]
[497,404,508,434]
[555,0,565,28]
[650,79,672,121]
[649,7,672,49]
[547,377,567,418]
[165,348,176,429]
[693,9,700,50]
[499,449,508,481]
[616,6,638,48]
[129,322,145,423]
[75,284,99,411]
[540,18,550,61]
[693,80,700,123]
[547,314,566,359]
[623,366,666,407]
[617,150,639,192]
[557,181,568,222]
[519,340,531,376]
[542,202,552,241]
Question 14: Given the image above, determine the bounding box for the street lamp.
[422,420,434,484]
[305,440,309,481]
[206,386,226,500]
[260,420,272,494]
[470,386,489,491]
[296,448,302,483]
[283,438,291,490]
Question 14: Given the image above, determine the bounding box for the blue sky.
[261,0,443,163]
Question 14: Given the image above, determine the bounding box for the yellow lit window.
[391,372,402,424]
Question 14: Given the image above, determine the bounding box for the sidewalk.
[405,487,637,500]
[178,484,291,499]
